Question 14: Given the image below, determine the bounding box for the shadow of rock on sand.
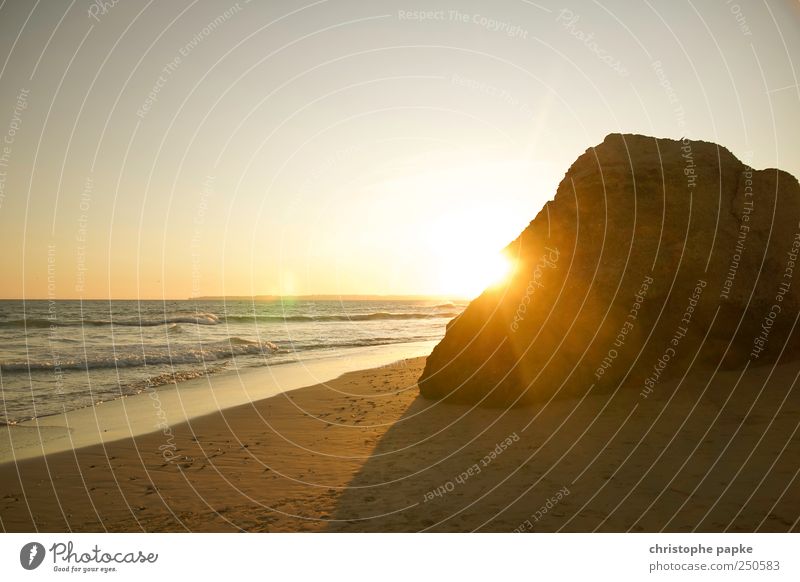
[329,361,800,532]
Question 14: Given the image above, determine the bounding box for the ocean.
[0,299,463,424]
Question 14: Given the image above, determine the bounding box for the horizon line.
[0,293,471,302]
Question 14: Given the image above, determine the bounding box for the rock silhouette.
[419,133,800,406]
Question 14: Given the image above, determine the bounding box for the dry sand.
[1,356,798,532]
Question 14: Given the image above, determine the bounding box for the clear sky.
[0,0,798,299]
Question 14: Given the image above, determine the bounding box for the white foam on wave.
[0,338,277,372]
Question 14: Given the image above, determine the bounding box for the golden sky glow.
[0,1,798,299]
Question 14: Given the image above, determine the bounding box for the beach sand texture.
[1,357,798,532]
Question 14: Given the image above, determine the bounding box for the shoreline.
[0,340,437,465]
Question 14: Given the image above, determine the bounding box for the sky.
[0,0,798,299]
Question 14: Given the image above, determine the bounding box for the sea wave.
[0,337,277,372]
[225,311,460,323]
[283,336,431,351]
[0,310,461,328]
[0,312,221,328]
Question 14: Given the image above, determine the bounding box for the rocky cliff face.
[419,133,800,406]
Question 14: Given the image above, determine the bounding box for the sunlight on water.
[0,299,464,424]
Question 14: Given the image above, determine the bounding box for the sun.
[438,250,514,299]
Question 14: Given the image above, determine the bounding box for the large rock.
[419,133,800,406]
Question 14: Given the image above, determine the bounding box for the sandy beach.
[1,354,798,533]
